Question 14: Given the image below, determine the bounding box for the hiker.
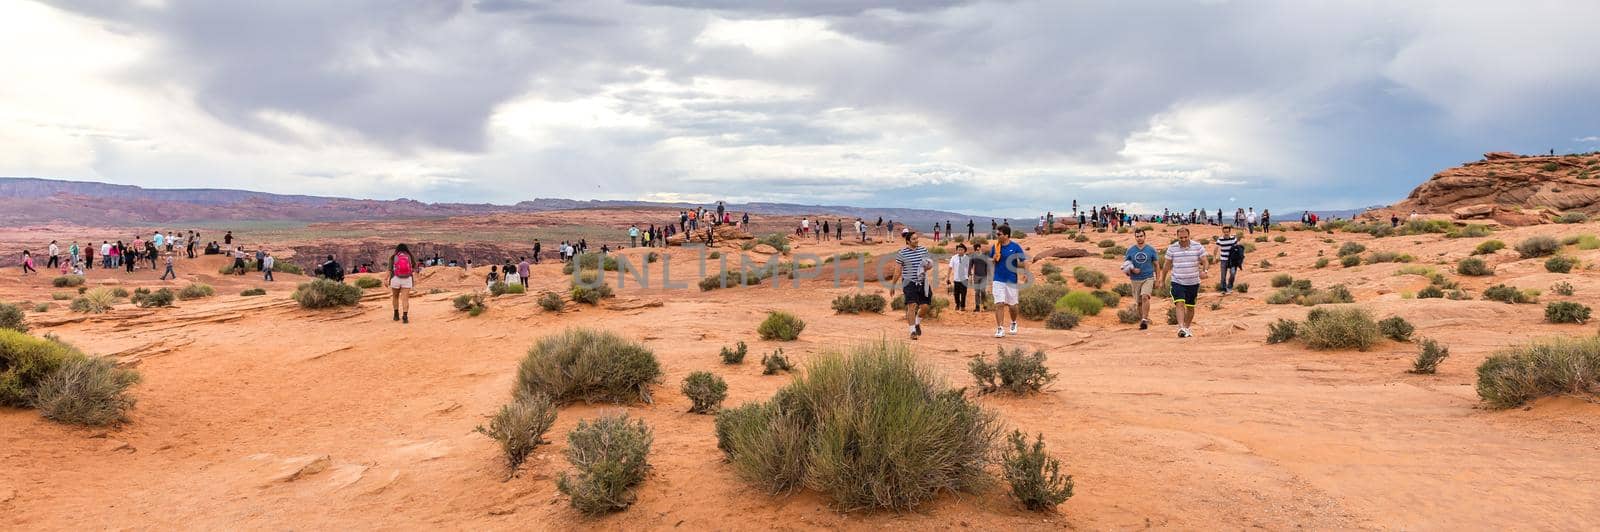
[1246,208,1257,234]
[389,244,416,323]
[517,257,531,288]
[835,219,843,241]
[262,251,275,281]
[890,230,933,340]
[629,225,639,247]
[485,265,499,291]
[160,251,176,280]
[966,219,975,240]
[224,231,233,246]
[146,240,158,270]
[1215,225,1241,294]
[504,258,521,286]
[1261,210,1271,232]
[320,255,344,281]
[231,246,248,275]
[46,241,59,269]
[967,245,990,312]
[1123,229,1158,329]
[83,243,93,271]
[20,250,36,275]
[186,233,196,258]
[532,240,542,264]
[1159,226,1207,338]
[988,224,1027,337]
[947,243,970,311]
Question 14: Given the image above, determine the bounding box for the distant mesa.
[1370,151,1600,226]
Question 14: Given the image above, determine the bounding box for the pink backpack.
[394,253,413,277]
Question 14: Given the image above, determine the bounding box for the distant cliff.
[1372,152,1600,225]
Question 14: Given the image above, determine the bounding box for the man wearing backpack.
[389,244,416,323]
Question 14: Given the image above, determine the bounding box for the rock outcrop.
[1374,152,1600,225]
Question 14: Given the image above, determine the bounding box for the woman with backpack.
[389,243,416,324]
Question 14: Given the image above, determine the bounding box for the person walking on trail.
[517,257,531,288]
[21,250,37,275]
[160,251,177,280]
[947,243,970,311]
[389,243,416,324]
[1123,229,1159,330]
[47,241,59,269]
[262,251,275,282]
[1159,226,1208,338]
[1246,208,1258,234]
[532,240,542,264]
[967,245,990,312]
[629,225,639,248]
[231,246,248,275]
[1214,225,1241,294]
[1261,210,1271,233]
[966,219,975,240]
[890,231,933,340]
[987,224,1027,337]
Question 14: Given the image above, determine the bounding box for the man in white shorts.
[987,224,1028,337]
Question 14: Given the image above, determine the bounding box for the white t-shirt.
[1166,241,1207,286]
[1247,211,1258,224]
[101,243,111,255]
[949,255,969,282]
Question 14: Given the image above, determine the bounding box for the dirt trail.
[3,222,1599,530]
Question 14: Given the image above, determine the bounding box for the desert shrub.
[1475,336,1600,408]
[1044,271,1066,284]
[1166,305,1178,325]
[475,393,557,476]
[177,283,214,300]
[1557,212,1587,224]
[515,328,662,404]
[31,356,140,426]
[1265,319,1298,344]
[538,291,565,312]
[742,233,791,253]
[51,292,71,301]
[453,292,487,316]
[757,311,805,341]
[1551,281,1575,296]
[1254,236,1268,243]
[1011,229,1027,239]
[762,348,794,375]
[1044,310,1080,330]
[1270,274,1294,288]
[970,346,1057,394]
[720,341,748,364]
[1314,257,1330,269]
[69,288,117,314]
[1339,254,1361,267]
[1401,219,1453,235]
[1235,282,1250,293]
[1337,242,1366,257]
[1299,307,1381,351]
[1545,255,1577,273]
[1273,235,1288,243]
[831,293,886,314]
[1290,279,1313,291]
[681,371,728,414]
[240,288,266,297]
[717,342,998,510]
[52,275,85,288]
[292,279,363,309]
[562,252,621,274]
[570,273,615,305]
[1567,234,1600,250]
[353,276,383,289]
[1017,283,1069,320]
[1539,162,1560,172]
[109,288,129,298]
[1040,263,1062,277]
[1378,316,1415,342]
[0,303,25,333]
[1054,291,1103,316]
[1410,338,1450,374]
[1544,301,1591,324]
[1096,239,1115,248]
[1112,283,1132,297]
[1,330,85,407]
[1365,251,1411,264]
[1515,236,1560,258]
[1258,259,1271,268]
[1482,284,1535,304]
[1473,240,1505,255]
[1091,289,1120,308]
[32,303,48,313]
[1456,257,1493,276]
[556,413,653,514]
[1000,431,1074,511]
[708,251,722,259]
[1072,234,1089,243]
[1115,306,1139,324]
[1447,224,1494,238]
[490,281,526,296]
[1071,266,1108,288]
[132,288,175,308]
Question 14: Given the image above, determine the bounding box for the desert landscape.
[3,152,1600,530]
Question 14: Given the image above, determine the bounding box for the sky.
[2,0,1597,218]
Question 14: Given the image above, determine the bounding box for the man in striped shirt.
[890,231,934,339]
[1159,226,1209,338]
[1214,225,1240,294]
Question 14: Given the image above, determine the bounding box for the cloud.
[4,0,1598,217]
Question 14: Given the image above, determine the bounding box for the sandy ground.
[2,221,1599,530]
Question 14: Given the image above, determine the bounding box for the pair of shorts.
[1171,282,1199,307]
[902,281,931,306]
[991,282,1020,306]
[1130,278,1155,298]
[390,275,414,289]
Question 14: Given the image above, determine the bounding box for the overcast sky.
[3,0,1597,217]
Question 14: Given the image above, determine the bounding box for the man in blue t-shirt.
[987,224,1028,338]
[1122,228,1159,330]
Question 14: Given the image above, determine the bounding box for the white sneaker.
[1009,322,1019,335]
[994,327,1005,338]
